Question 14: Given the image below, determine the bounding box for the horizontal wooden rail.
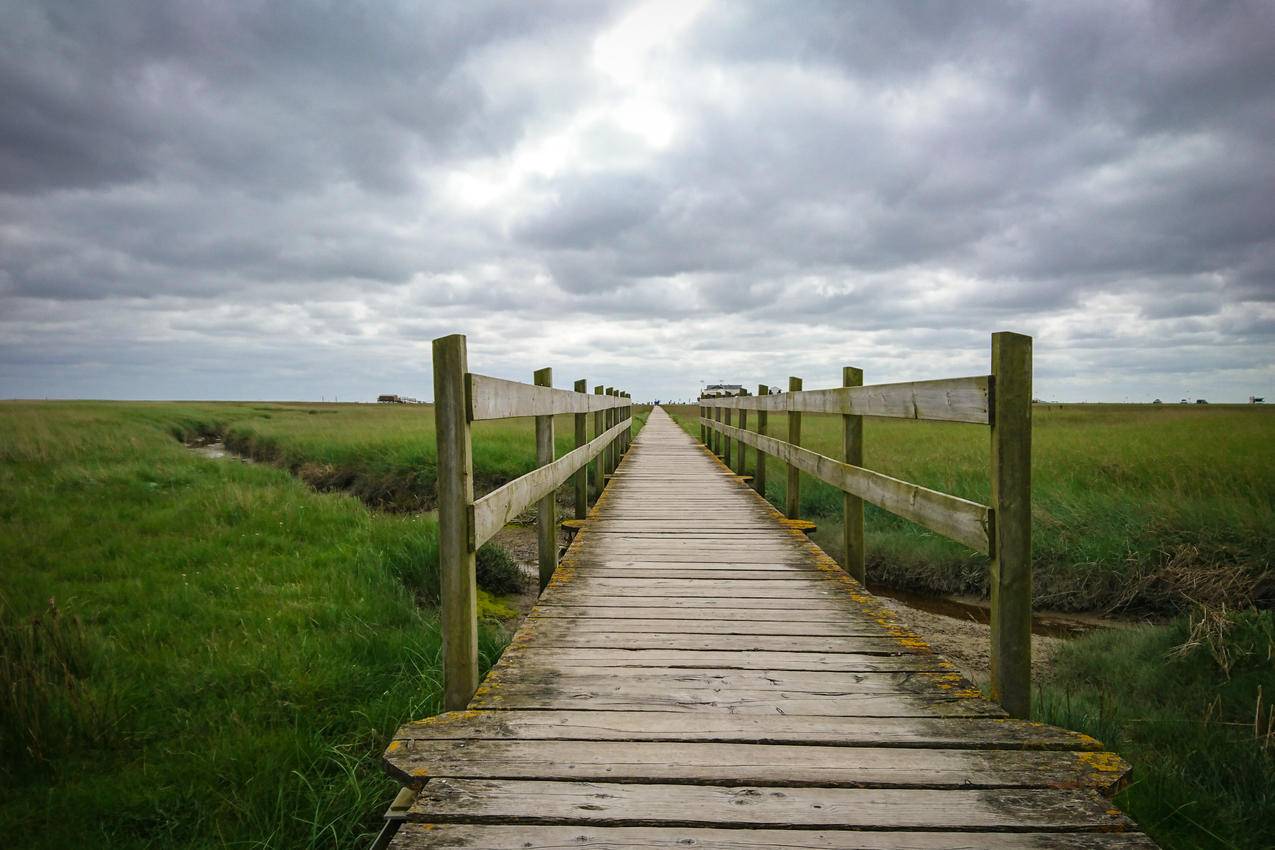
[702,417,991,554]
[701,376,989,424]
[472,417,631,549]
[470,373,630,420]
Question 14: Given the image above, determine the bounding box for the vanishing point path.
[383,408,1155,848]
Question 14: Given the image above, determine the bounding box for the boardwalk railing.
[699,331,1032,716]
[432,334,633,711]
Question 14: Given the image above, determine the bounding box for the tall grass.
[666,403,1275,612]
[1037,608,1275,849]
[0,402,508,849]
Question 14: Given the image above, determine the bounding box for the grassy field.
[0,400,643,849]
[668,401,1275,849]
[665,403,1274,613]
[1039,608,1275,849]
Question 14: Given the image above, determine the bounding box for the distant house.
[1152,399,1162,404]
[1195,399,1209,405]
[1180,399,1189,404]
[378,394,405,404]
[702,383,745,398]
[1251,396,1266,404]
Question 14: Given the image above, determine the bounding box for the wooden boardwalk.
[384,407,1154,848]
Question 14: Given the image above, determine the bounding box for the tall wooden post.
[574,379,588,519]
[785,376,803,519]
[699,402,706,444]
[714,406,723,455]
[432,334,478,711]
[723,407,733,468]
[534,367,556,592]
[842,367,865,583]
[621,392,630,454]
[605,387,616,474]
[592,385,604,499]
[736,407,749,474]
[754,385,768,498]
[990,332,1033,718]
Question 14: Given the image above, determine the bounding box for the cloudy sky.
[2,1,1272,403]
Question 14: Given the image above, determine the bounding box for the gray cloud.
[2,0,1272,403]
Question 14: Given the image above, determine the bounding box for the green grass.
[666,403,1275,613]
[1037,608,1275,849]
[0,400,648,849]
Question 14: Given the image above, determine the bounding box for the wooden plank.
[525,616,890,634]
[469,373,626,419]
[469,685,1002,716]
[384,740,1128,791]
[703,417,991,554]
[471,418,629,547]
[509,632,916,653]
[700,375,991,424]
[406,779,1131,830]
[393,709,1104,750]
[495,648,948,672]
[480,667,982,697]
[431,334,478,711]
[990,331,1034,718]
[391,824,1158,850]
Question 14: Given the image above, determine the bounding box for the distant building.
[1251,396,1266,404]
[1180,399,1189,404]
[377,394,420,404]
[1152,398,1162,404]
[1195,399,1209,404]
[701,383,745,398]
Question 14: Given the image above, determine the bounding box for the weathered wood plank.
[393,709,1103,750]
[703,417,991,553]
[391,824,1158,850]
[469,373,627,419]
[385,740,1128,791]
[700,375,990,424]
[406,779,1131,830]
[495,648,948,672]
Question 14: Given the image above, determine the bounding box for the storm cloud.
[2,0,1272,402]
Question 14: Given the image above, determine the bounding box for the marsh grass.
[666,403,1274,613]
[1037,608,1275,849]
[0,401,513,848]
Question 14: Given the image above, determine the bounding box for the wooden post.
[723,407,733,468]
[432,334,478,711]
[592,385,604,499]
[714,406,723,455]
[842,367,865,583]
[699,402,706,444]
[621,392,630,454]
[605,387,616,474]
[785,376,802,519]
[990,332,1033,718]
[754,384,768,497]
[736,407,749,474]
[574,379,588,519]
[534,367,556,592]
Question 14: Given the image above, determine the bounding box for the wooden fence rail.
[699,331,1032,717]
[432,334,633,711]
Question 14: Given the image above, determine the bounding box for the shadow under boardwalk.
[383,407,1155,848]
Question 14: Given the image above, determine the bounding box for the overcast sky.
[2,1,1272,403]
